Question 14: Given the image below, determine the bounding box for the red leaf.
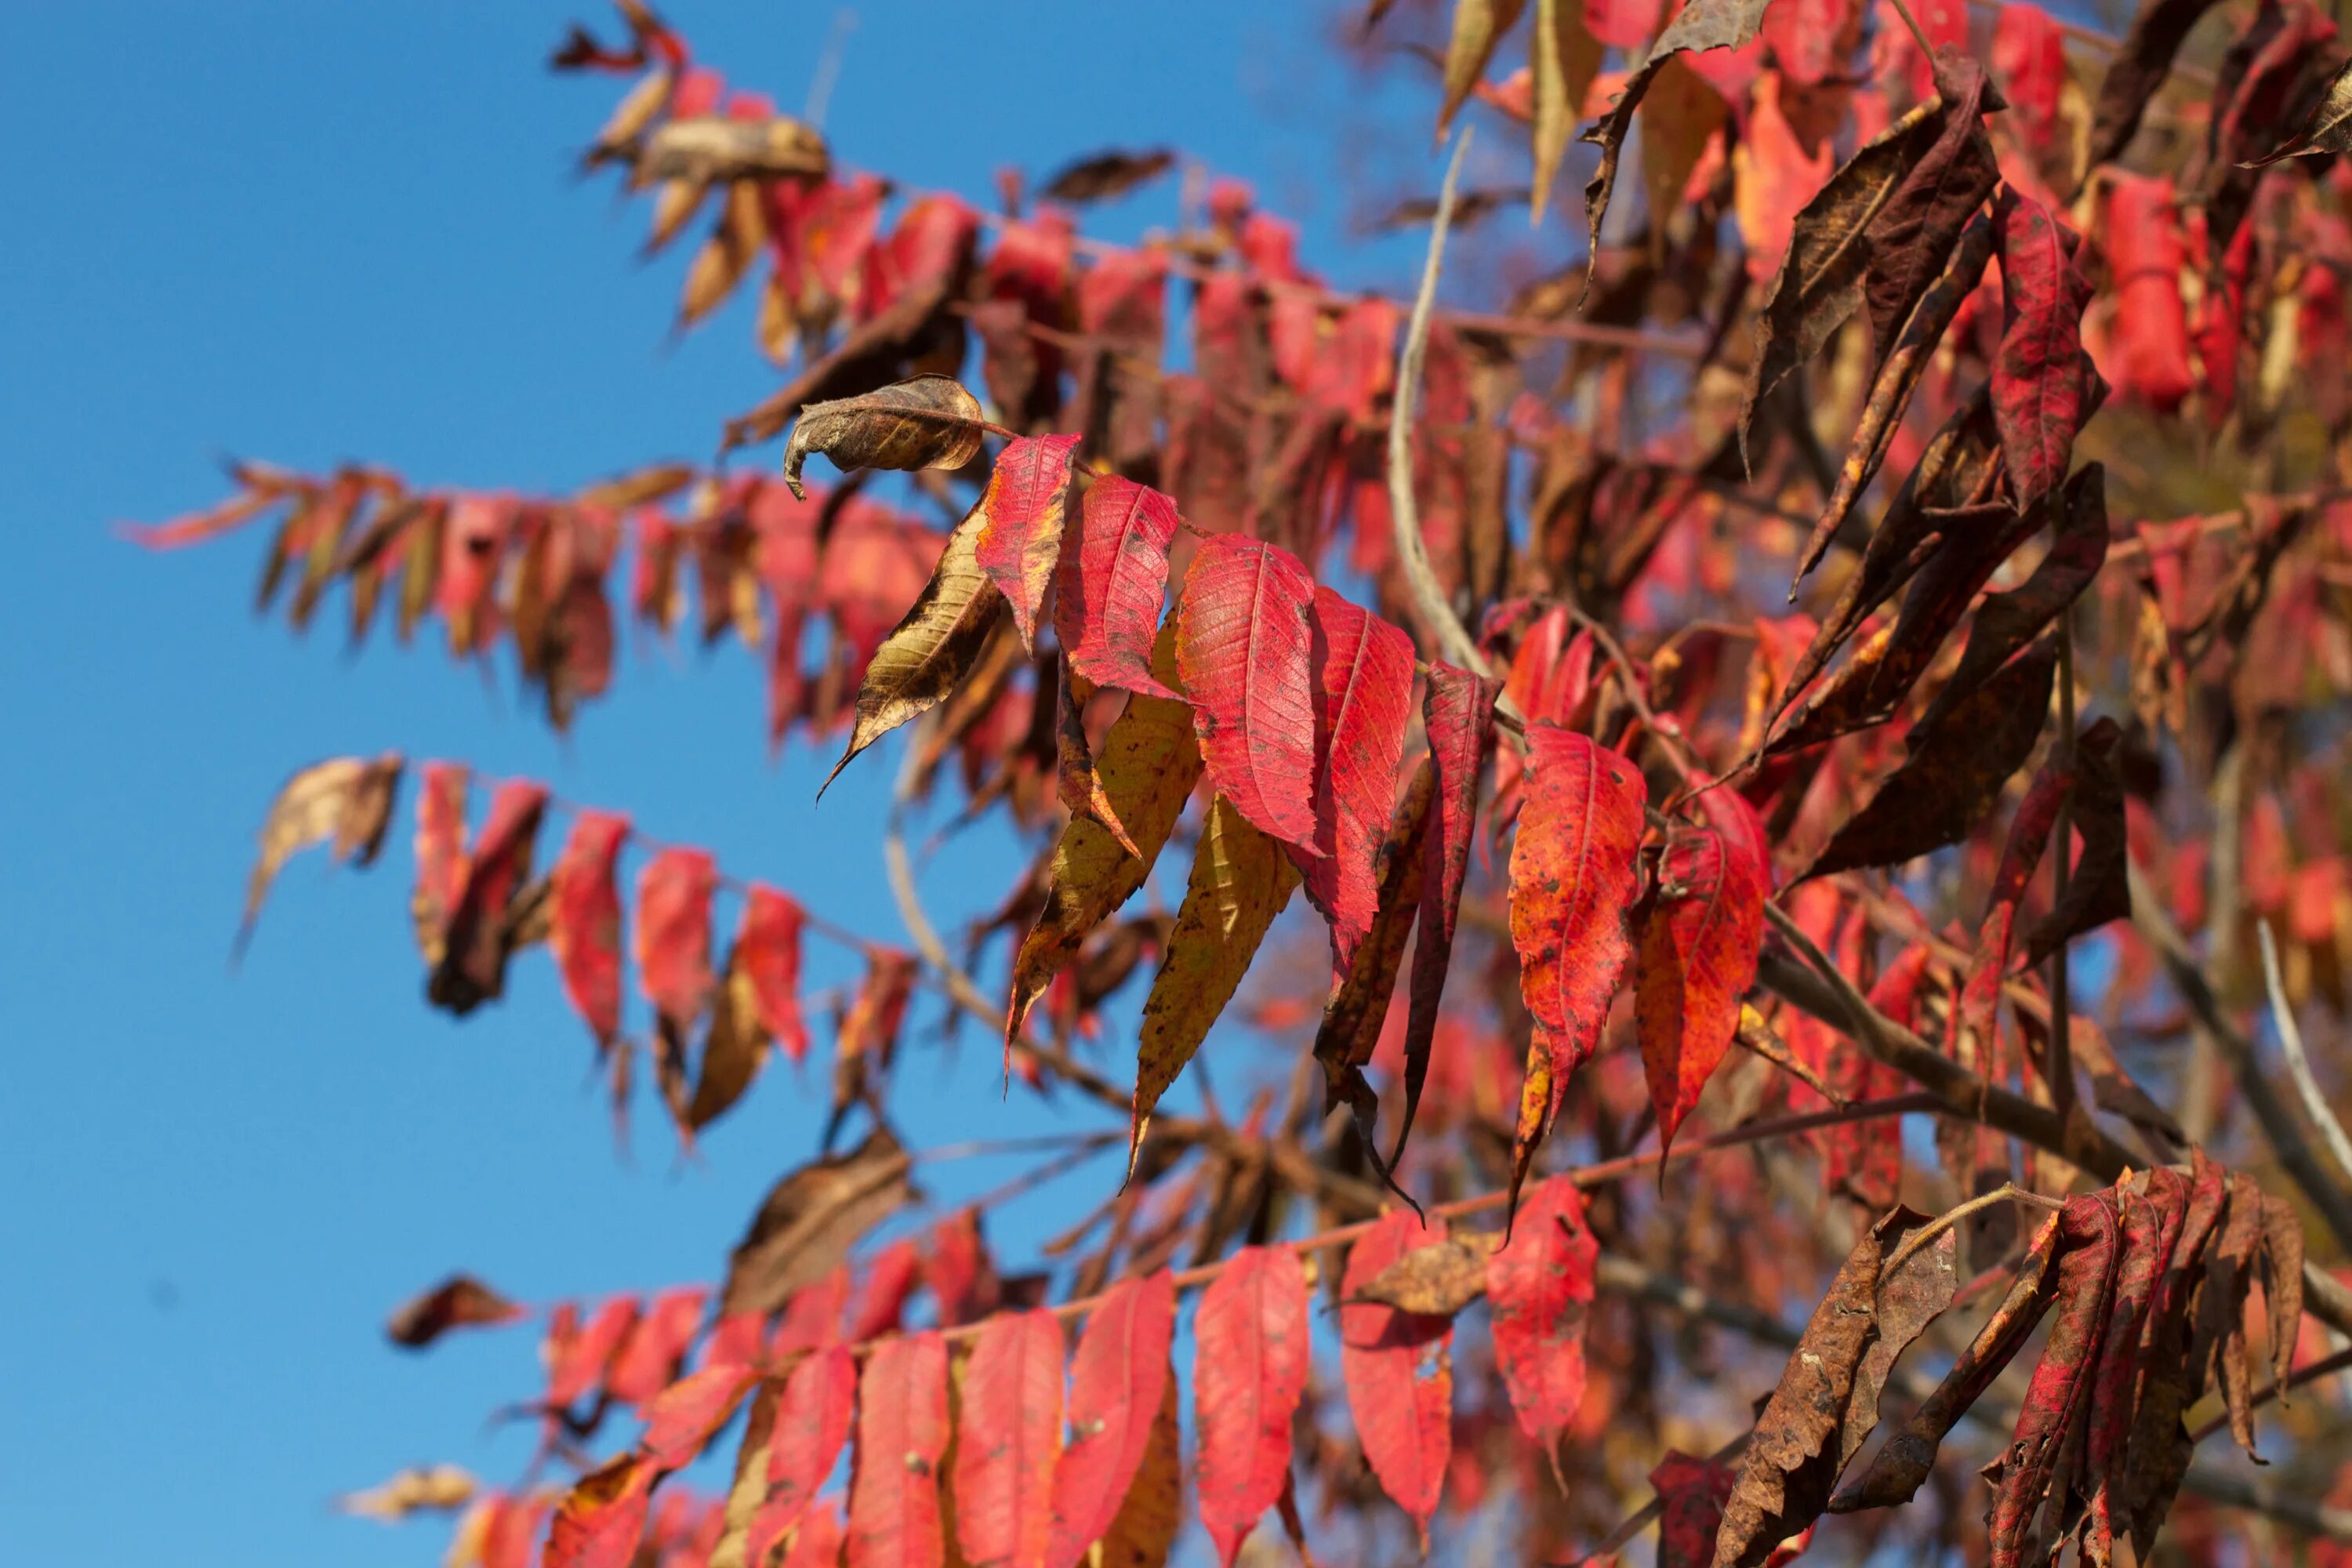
[1396,663,1501,1167]
[1290,588,1417,976]
[550,810,630,1047]
[1485,1176,1599,1475]
[784,1499,848,1568]
[639,1361,759,1471]
[1054,477,1181,699]
[549,1294,641,1413]
[848,1331,949,1568]
[955,1309,1066,1568]
[608,1287,710,1410]
[1507,726,1648,1195]
[773,1267,852,1356]
[1649,1450,1810,1568]
[431,779,550,1012]
[637,848,717,1036]
[2099,172,2194,412]
[1340,1210,1454,1542]
[1761,0,1860,84]
[750,1345,858,1567]
[739,884,812,1062]
[843,1240,923,1342]
[1586,0,1661,49]
[1045,1271,1177,1568]
[412,762,470,960]
[544,1454,655,1568]
[1194,1245,1310,1567]
[1990,186,2096,503]
[1636,787,1769,1156]
[926,1208,1002,1327]
[1174,535,1321,851]
[1987,1192,2122,1566]
[975,434,1083,652]
[1993,4,2068,151]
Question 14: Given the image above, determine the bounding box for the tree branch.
[2257,917,2352,1187]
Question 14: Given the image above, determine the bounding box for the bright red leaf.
[1636,787,1769,1156]
[847,1331,949,1568]
[549,809,630,1047]
[749,1344,858,1568]
[1486,1176,1599,1479]
[1053,475,1181,699]
[975,434,1083,652]
[1194,1245,1310,1568]
[738,884,811,1062]
[1339,1209,1454,1543]
[1991,186,2096,503]
[955,1309,1066,1568]
[636,848,717,1037]
[1291,587,1416,977]
[1045,1270,1177,1568]
[1174,535,1320,852]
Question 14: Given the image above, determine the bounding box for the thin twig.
[1883,1183,2067,1277]
[2258,917,2352,1183]
[1388,125,1492,677]
[2049,616,2076,1120]
[2190,1344,2352,1443]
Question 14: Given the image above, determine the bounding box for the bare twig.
[2259,917,2352,1185]
[1388,125,1492,677]
[1884,1183,2067,1276]
[2127,858,2352,1256]
[2049,615,2077,1120]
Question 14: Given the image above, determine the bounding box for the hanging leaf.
[975,434,1083,653]
[738,884,812,1061]
[1340,1209,1454,1544]
[782,376,989,499]
[1734,98,1947,466]
[746,1343,859,1568]
[1312,763,1436,1170]
[1344,1232,1497,1316]
[640,1362,761,1472]
[430,780,551,1014]
[2018,717,2130,968]
[236,752,404,956]
[2246,55,2352,162]
[722,1127,916,1317]
[1801,633,2058,880]
[544,1454,656,1568]
[1131,796,1302,1164]
[1054,476,1181,699]
[1712,1207,1956,1568]
[2085,0,2222,172]
[608,1286,709,1410]
[1986,1193,2122,1565]
[1174,535,1321,852]
[1040,147,1178,205]
[1989,186,2097,504]
[1637,787,1769,1157]
[1486,1177,1599,1483]
[954,1310,1065,1568]
[1530,0,1602,224]
[825,499,1008,794]
[1292,588,1417,976]
[1045,1271,1177,1568]
[1082,1368,1180,1568]
[1193,1246,1310,1568]
[411,762,470,969]
[1439,0,1532,136]
[1058,662,1140,858]
[1859,54,2005,366]
[385,1273,527,1348]
[1917,466,2107,734]
[1397,665,1501,1171]
[637,847,718,1044]
[848,1331,949,1568]
[1508,725,1649,1200]
[691,927,773,1133]
[1006,622,1201,1054]
[549,810,631,1049]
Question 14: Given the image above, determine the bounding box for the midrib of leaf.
[1789,98,1944,305]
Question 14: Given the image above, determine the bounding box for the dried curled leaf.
[1345,1231,1497,1317]
[783,375,989,500]
[386,1273,527,1348]
[236,752,404,955]
[721,1127,915,1317]
[824,499,1007,793]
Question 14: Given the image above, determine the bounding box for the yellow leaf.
[1086,1367,1181,1568]
[1440,0,1530,136]
[1131,796,1301,1163]
[822,500,1007,794]
[1530,0,1599,223]
[1639,58,1727,260]
[1007,623,1201,1049]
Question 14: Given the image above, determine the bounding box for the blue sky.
[0,3,1503,1563]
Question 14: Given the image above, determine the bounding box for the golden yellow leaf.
[1007,623,1202,1049]
[338,1465,477,1522]
[1530,0,1599,224]
[821,499,1006,794]
[1439,0,1530,136]
[238,752,405,956]
[1131,795,1301,1163]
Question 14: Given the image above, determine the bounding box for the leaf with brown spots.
[1343,1230,1498,1317]
[235,752,404,957]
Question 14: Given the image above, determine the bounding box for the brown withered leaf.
[1055,662,1140,857]
[679,180,766,329]
[1795,212,1995,590]
[2071,1017,2185,1156]
[2085,0,2223,177]
[1530,0,1600,225]
[1439,0,1530,136]
[783,374,990,500]
[1916,466,2109,735]
[1714,1207,1955,1568]
[1312,760,1436,1175]
[2247,56,2352,163]
[337,1465,477,1521]
[237,753,405,958]
[2115,1152,2230,1556]
[2258,1192,2304,1395]
[2192,1172,2268,1458]
[1040,146,1176,205]
[1799,633,2058,880]
[637,114,828,184]
[385,1273,527,1348]
[1859,53,2004,373]
[1343,1232,1498,1317]
[576,462,697,511]
[688,942,768,1131]
[822,499,1008,794]
[1736,97,1948,466]
[1834,1212,2067,1512]
[720,1127,915,1317]
[2016,717,2129,969]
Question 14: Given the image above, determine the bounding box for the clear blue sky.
[0,4,1483,1563]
